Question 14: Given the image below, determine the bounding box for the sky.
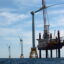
[0,0,64,58]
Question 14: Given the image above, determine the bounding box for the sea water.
[0,58,64,64]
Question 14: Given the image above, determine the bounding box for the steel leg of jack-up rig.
[58,48,60,58]
[39,50,41,58]
[46,49,48,58]
[50,49,52,58]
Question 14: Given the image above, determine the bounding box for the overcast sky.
[0,0,64,58]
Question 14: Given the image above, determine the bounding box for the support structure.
[58,31,61,58]
[20,39,24,58]
[31,11,35,48]
[39,33,42,58]
[42,0,49,39]
[9,46,11,58]
[56,49,58,58]
[50,34,52,58]
[46,50,48,58]
[50,49,52,58]
[29,11,38,58]
[39,50,41,58]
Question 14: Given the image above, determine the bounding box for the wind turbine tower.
[20,38,24,58]
[9,46,11,58]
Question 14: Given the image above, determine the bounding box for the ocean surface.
[0,58,64,64]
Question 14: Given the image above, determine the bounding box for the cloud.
[0,12,29,26]
[49,9,64,15]
[0,27,23,38]
[14,0,41,9]
[0,0,64,58]
[0,8,17,12]
[46,9,64,28]
[49,15,64,28]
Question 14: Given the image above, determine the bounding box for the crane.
[30,0,49,58]
[30,0,64,58]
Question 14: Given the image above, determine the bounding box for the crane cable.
[47,3,64,8]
